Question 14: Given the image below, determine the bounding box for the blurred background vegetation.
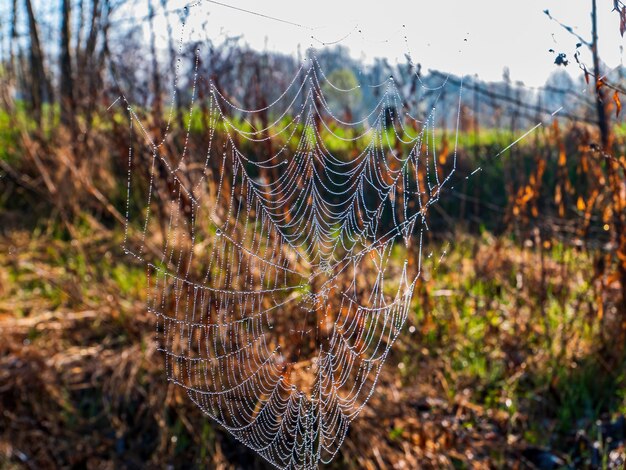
[1,0,626,468]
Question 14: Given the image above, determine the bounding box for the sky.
[134,0,626,87]
[1,0,621,87]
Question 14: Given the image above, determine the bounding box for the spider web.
[120,22,463,469]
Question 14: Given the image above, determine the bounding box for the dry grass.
[1,219,624,469]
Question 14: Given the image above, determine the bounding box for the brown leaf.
[597,295,604,320]
[596,78,605,92]
[614,90,622,117]
[555,185,562,205]
[620,7,626,37]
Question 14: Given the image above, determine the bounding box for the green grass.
[395,233,626,452]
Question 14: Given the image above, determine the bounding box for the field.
[1,116,625,468]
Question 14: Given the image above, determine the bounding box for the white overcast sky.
[137,0,625,87]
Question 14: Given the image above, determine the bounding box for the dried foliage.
[1,1,626,468]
